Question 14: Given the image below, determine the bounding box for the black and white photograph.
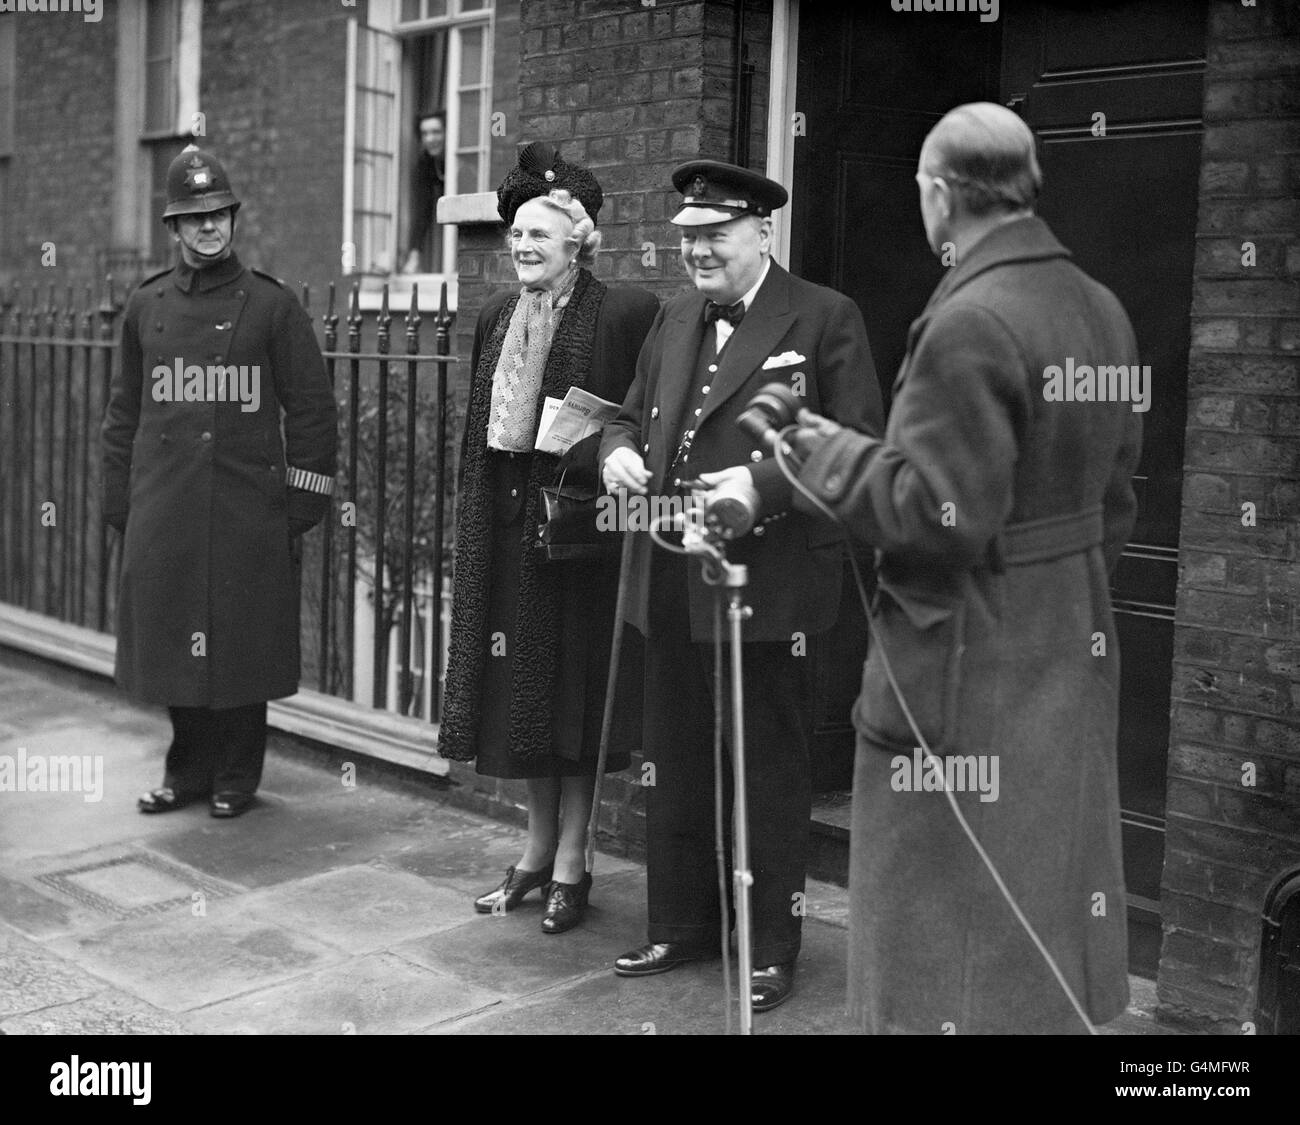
[0,0,1295,1097]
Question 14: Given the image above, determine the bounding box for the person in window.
[438,143,658,934]
[402,111,446,274]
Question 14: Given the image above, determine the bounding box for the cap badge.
[544,169,556,182]
[691,175,707,197]
[185,165,212,190]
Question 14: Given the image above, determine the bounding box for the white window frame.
[345,0,494,308]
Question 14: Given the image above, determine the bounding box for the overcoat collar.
[173,251,246,294]
[896,216,1071,398]
[923,215,1069,312]
[657,259,797,441]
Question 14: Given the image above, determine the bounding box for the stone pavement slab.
[394,869,648,1000]
[1,985,191,1036]
[0,928,104,1019]
[237,864,471,955]
[44,905,346,1012]
[182,951,501,1035]
[147,787,454,890]
[431,907,857,1036]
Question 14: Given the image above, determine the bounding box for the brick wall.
[199,0,352,302]
[1160,1,1300,1031]
[0,8,117,291]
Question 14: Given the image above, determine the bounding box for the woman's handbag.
[535,465,619,561]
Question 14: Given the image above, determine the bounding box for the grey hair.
[535,188,602,265]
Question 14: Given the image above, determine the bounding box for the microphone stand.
[681,522,755,1036]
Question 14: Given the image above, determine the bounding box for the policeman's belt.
[286,466,335,496]
[987,504,1103,572]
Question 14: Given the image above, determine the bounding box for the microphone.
[699,383,806,541]
[736,382,803,457]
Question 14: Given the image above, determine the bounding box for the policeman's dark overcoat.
[101,253,338,709]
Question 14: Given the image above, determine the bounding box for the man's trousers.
[163,702,268,798]
[641,550,814,967]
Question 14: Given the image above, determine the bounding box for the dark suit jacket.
[599,260,883,642]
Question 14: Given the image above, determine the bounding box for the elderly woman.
[438,144,658,933]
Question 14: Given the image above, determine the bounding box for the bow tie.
[704,300,746,327]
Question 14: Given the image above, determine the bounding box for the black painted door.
[792,0,1206,976]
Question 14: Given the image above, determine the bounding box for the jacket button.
[216,320,232,330]
[642,443,649,453]
[707,364,718,374]
[750,450,763,463]
[201,431,212,442]
[753,525,765,536]
[694,408,702,416]
[650,406,659,419]
[826,473,842,492]
[701,385,710,394]
[509,487,518,498]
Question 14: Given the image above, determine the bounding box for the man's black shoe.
[210,792,256,818]
[613,941,714,977]
[137,787,196,814]
[750,961,796,1012]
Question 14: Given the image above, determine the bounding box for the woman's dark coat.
[438,270,659,765]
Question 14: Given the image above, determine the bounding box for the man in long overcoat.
[793,103,1144,1033]
[600,161,883,1011]
[102,145,337,818]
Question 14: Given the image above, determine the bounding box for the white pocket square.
[761,351,806,370]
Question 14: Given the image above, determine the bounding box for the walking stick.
[585,524,636,874]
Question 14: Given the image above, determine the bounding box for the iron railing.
[0,275,458,722]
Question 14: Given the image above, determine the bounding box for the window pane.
[401,0,420,20]
[460,26,482,86]
[458,90,480,147]
[459,0,489,11]
[144,59,173,133]
[424,0,448,17]
[145,0,174,59]
[456,154,479,195]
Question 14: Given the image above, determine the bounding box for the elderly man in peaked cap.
[599,160,883,1012]
[102,144,338,819]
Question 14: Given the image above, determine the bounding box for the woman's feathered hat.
[496,141,603,224]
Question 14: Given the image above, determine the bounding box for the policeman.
[102,144,338,818]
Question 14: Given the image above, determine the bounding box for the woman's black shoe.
[474,863,554,914]
[541,871,592,934]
